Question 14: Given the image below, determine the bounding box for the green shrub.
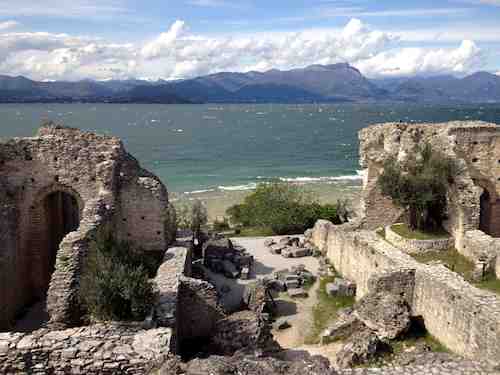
[378,143,458,232]
[226,183,348,235]
[80,237,157,322]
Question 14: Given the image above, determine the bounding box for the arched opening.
[15,189,81,331]
[38,191,80,295]
[480,189,491,235]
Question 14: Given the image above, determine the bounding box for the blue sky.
[0,0,499,80]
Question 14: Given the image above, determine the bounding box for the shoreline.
[170,181,363,222]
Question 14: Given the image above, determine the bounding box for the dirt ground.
[205,235,343,364]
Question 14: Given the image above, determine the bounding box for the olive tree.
[377,143,458,232]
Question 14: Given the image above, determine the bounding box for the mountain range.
[1,63,500,104]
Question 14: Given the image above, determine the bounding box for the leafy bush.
[226,183,348,235]
[175,199,208,233]
[80,237,157,322]
[378,143,458,232]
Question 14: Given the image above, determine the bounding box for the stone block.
[287,288,308,298]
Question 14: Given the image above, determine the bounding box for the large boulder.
[211,310,273,356]
[354,292,411,340]
[182,353,338,375]
[320,308,365,344]
[326,278,356,297]
[336,330,385,368]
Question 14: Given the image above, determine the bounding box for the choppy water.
[1,103,499,192]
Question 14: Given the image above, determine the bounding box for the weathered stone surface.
[336,330,384,368]
[0,323,172,374]
[326,278,356,297]
[0,125,175,329]
[181,353,338,375]
[321,309,364,344]
[354,292,411,340]
[308,220,500,366]
[287,288,308,298]
[211,310,272,355]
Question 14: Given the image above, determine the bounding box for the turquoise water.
[1,103,499,192]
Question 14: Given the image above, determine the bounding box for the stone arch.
[473,179,500,237]
[26,184,83,301]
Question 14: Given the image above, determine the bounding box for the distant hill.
[0,65,500,103]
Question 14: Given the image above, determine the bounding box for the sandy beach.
[171,181,363,222]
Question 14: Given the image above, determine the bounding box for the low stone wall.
[385,225,453,254]
[0,323,172,374]
[462,230,500,278]
[308,220,500,366]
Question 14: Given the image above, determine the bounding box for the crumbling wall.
[178,277,224,343]
[309,220,500,366]
[0,191,17,330]
[0,323,172,374]
[359,121,500,264]
[0,125,174,329]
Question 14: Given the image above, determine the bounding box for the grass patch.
[305,275,355,345]
[391,223,449,240]
[411,248,475,281]
[476,273,500,294]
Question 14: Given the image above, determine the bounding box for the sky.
[0,0,499,81]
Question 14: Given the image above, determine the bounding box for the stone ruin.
[305,121,500,371]
[0,124,176,330]
[359,120,500,278]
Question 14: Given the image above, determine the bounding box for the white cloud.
[0,18,486,81]
[354,40,483,78]
[0,21,20,30]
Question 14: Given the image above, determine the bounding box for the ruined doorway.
[15,190,81,332]
[480,189,491,235]
[37,191,80,296]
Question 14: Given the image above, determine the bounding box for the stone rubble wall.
[462,230,500,278]
[0,323,172,374]
[339,361,499,375]
[0,125,175,328]
[177,277,225,344]
[0,190,18,330]
[309,220,500,366]
[358,121,500,259]
[385,225,454,254]
[47,200,114,328]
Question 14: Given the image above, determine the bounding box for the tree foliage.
[377,143,458,231]
[227,183,349,235]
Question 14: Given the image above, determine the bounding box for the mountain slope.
[0,66,499,103]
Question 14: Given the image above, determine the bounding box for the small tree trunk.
[408,207,418,230]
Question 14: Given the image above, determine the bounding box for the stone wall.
[385,225,453,254]
[358,121,500,259]
[0,323,172,374]
[309,220,500,366]
[178,277,225,344]
[0,124,176,329]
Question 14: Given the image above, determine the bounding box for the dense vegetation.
[378,143,458,232]
[226,182,349,235]
[80,237,158,322]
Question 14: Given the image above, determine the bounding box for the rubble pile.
[203,238,254,280]
[321,291,413,368]
[268,264,316,298]
[264,236,316,258]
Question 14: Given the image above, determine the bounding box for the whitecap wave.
[218,183,258,191]
[184,189,216,195]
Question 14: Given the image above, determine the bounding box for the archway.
[15,189,81,332]
[480,189,491,235]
